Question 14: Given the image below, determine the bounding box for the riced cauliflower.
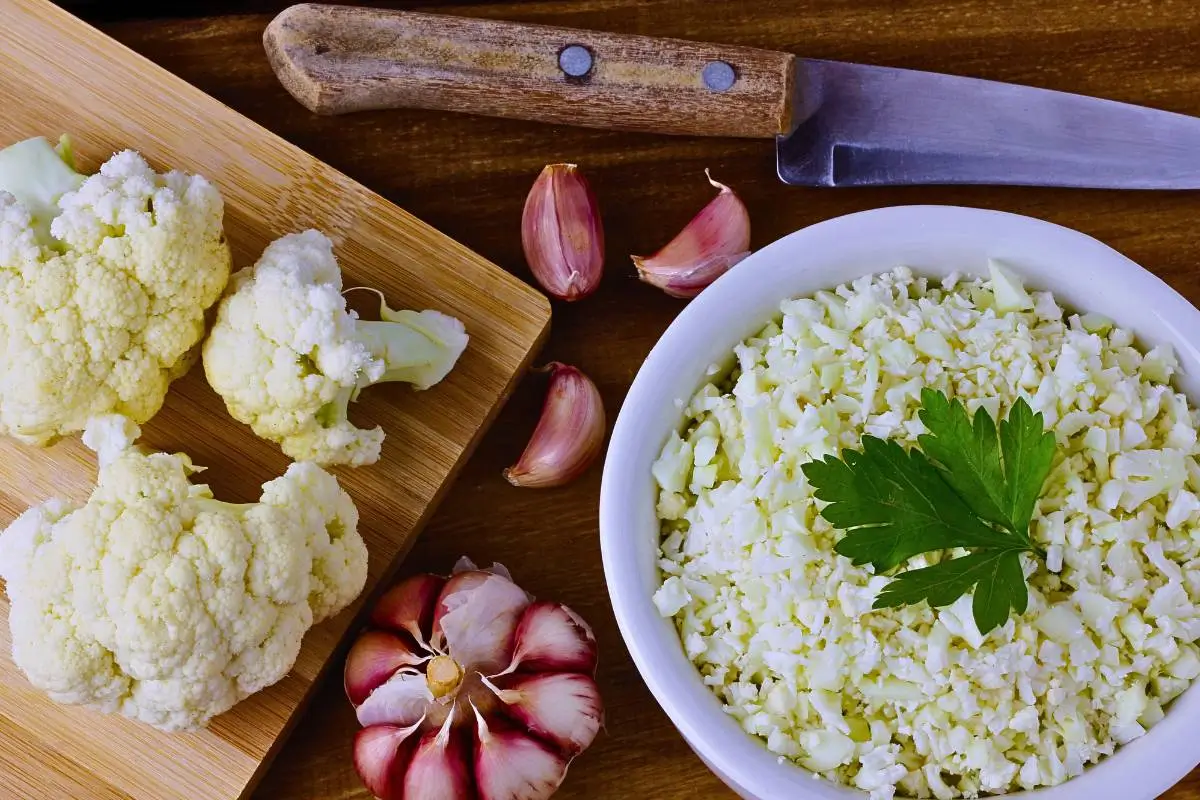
[202,230,468,467]
[0,136,231,444]
[652,265,1200,798]
[0,415,368,732]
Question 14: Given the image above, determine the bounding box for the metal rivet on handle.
[558,44,594,78]
[702,60,737,92]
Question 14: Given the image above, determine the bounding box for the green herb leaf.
[999,398,1057,534]
[873,549,1028,634]
[802,436,1017,573]
[917,389,1055,540]
[805,389,1055,633]
[916,388,1009,529]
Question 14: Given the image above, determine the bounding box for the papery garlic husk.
[430,567,532,674]
[632,170,750,299]
[521,163,604,301]
[505,363,605,489]
[347,561,604,800]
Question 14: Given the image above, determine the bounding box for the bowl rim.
[599,204,1200,800]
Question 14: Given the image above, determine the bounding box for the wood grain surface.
[0,1,547,798]
[39,0,1200,798]
[263,4,795,137]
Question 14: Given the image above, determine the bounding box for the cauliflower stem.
[318,288,469,426]
[0,136,83,243]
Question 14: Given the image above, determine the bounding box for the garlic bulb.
[346,559,603,800]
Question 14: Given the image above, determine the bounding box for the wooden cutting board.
[0,1,550,798]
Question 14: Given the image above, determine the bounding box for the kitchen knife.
[265,3,1200,188]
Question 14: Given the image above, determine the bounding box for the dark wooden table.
[72,1,1200,797]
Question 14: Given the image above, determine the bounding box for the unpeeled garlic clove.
[354,668,433,728]
[344,630,428,706]
[370,573,445,648]
[504,363,605,488]
[632,170,750,299]
[498,601,598,675]
[521,164,604,301]
[483,673,603,756]
[473,706,570,800]
[353,722,421,799]
[402,714,472,800]
[430,568,530,673]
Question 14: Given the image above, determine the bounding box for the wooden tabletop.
[69,0,1200,797]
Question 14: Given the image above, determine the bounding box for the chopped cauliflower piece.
[988,259,1033,312]
[654,267,1200,799]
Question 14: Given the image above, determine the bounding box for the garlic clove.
[345,630,429,706]
[638,251,750,299]
[402,711,473,800]
[356,667,434,728]
[473,704,569,800]
[431,570,532,674]
[500,602,598,675]
[353,721,422,799]
[483,673,603,757]
[504,363,606,489]
[521,163,604,302]
[632,171,751,299]
[370,573,445,648]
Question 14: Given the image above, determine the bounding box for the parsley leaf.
[802,389,1056,633]
[874,549,1029,634]
[998,398,1057,534]
[917,388,1054,539]
[916,388,1009,530]
[803,436,1015,572]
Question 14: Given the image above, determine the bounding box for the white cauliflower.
[0,136,231,445]
[203,230,468,466]
[0,415,368,732]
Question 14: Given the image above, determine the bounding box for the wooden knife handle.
[264,4,797,138]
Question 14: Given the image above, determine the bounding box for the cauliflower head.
[203,229,468,467]
[0,415,368,732]
[0,136,231,445]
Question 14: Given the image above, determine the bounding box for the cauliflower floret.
[0,136,231,445]
[202,230,468,466]
[0,415,368,732]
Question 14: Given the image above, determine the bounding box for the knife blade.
[782,59,1200,187]
[265,3,1200,189]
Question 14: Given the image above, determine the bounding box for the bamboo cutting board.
[0,1,550,798]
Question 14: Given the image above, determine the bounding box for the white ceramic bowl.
[599,205,1200,800]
